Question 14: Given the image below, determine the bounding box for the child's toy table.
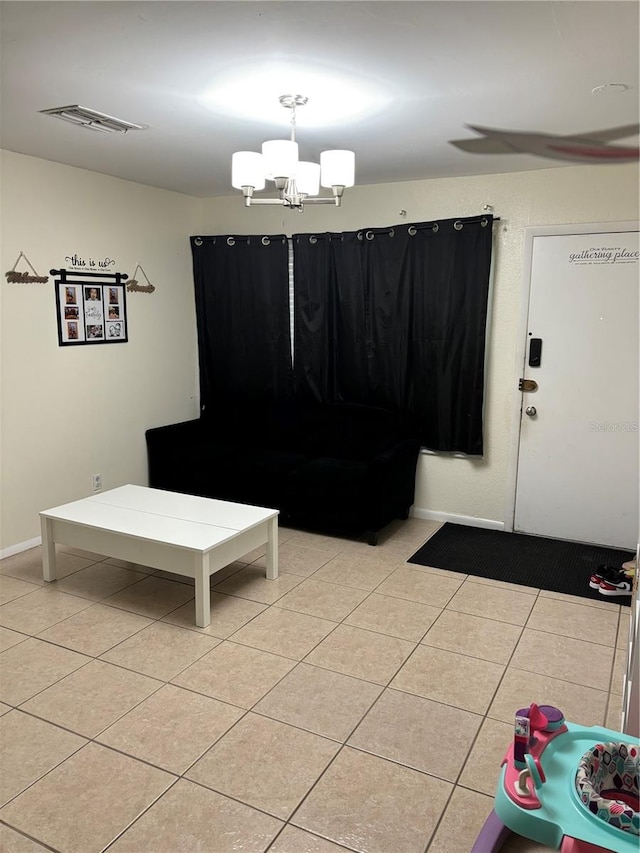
[471,704,639,853]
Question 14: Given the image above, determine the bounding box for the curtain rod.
[192,215,503,247]
[362,215,500,240]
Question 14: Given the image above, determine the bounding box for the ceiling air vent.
[39,105,145,134]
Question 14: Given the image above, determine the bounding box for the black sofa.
[145,400,421,544]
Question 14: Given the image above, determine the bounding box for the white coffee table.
[40,485,278,628]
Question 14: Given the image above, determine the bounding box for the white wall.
[0,151,202,551]
[2,155,636,550]
[200,163,639,527]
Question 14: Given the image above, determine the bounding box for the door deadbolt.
[525,406,537,417]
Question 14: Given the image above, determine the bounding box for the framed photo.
[54,279,128,346]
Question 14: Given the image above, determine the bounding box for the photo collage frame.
[54,278,128,346]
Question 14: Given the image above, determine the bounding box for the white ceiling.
[1,1,638,198]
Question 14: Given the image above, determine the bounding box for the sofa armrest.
[370,436,421,511]
[145,418,203,445]
[371,436,421,469]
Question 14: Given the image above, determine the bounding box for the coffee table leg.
[41,516,57,582]
[195,552,211,628]
[266,517,278,580]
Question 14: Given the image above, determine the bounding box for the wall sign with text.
[52,268,128,347]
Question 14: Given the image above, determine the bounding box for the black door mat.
[408,523,634,606]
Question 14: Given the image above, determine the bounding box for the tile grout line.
[0,526,629,853]
[175,537,456,848]
[98,775,183,853]
[0,818,62,852]
[419,592,540,853]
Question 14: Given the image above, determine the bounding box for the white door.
[514,225,639,549]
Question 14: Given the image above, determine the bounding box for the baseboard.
[410,508,504,531]
[0,536,42,560]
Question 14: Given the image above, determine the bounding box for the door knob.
[525,406,537,417]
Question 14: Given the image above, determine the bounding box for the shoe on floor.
[622,558,637,571]
[598,575,633,596]
[589,564,627,590]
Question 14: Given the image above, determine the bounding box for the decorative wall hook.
[5,251,49,283]
[126,264,155,293]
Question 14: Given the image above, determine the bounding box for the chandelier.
[231,95,355,211]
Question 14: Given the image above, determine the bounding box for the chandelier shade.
[231,152,266,191]
[295,161,321,196]
[320,150,355,188]
[232,95,355,211]
[262,139,298,179]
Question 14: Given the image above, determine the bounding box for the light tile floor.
[0,519,628,853]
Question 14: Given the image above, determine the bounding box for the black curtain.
[293,216,493,454]
[191,235,292,410]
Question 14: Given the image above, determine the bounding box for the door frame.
[503,219,639,534]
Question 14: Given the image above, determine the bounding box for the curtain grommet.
[432,223,439,232]
[357,231,364,241]
[481,218,488,227]
[262,236,271,246]
[193,237,203,247]
[408,226,417,236]
[365,230,375,241]
[389,228,395,238]
[227,237,236,246]
[309,236,318,244]
[454,221,463,231]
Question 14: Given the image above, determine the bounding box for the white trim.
[420,448,479,458]
[1,536,42,559]
[410,506,504,531]
[504,220,640,535]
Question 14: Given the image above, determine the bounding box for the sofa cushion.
[198,445,311,508]
[202,400,315,453]
[290,456,371,501]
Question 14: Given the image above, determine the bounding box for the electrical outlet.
[92,474,102,492]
